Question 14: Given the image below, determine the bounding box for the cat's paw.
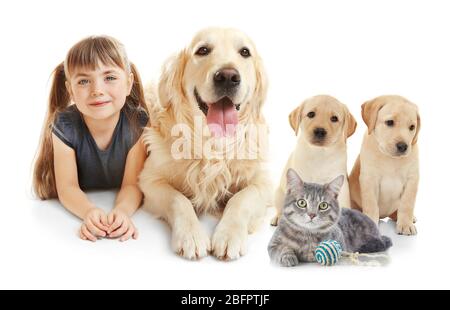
[279,253,299,267]
[396,221,417,235]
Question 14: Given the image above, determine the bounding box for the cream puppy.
[349,95,420,235]
[272,95,357,226]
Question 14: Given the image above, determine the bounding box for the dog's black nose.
[313,128,327,139]
[214,68,241,89]
[396,142,408,153]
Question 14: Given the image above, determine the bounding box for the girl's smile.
[89,100,112,107]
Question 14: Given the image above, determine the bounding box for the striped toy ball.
[315,240,343,266]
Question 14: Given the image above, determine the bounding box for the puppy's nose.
[308,214,316,220]
[396,142,408,153]
[214,68,241,89]
[313,128,327,139]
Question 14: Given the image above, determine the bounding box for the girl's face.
[66,62,133,120]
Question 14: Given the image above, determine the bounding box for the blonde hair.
[33,35,149,200]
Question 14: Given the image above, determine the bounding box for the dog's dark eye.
[331,116,339,122]
[307,111,315,118]
[239,47,251,58]
[385,120,394,127]
[195,46,210,56]
[409,124,415,131]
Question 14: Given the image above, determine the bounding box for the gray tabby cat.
[268,168,392,267]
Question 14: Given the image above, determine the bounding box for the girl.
[33,35,150,242]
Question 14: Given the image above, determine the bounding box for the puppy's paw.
[212,221,247,261]
[279,252,299,267]
[270,215,279,226]
[171,222,211,260]
[396,221,417,235]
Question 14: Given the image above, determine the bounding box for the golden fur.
[349,95,420,235]
[139,27,271,260]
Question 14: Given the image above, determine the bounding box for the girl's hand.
[79,207,109,242]
[107,209,138,242]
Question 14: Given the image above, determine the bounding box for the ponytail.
[124,62,150,138]
[33,63,70,199]
[129,63,147,111]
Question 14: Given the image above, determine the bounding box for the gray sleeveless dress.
[52,104,149,190]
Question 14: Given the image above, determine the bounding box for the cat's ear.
[326,175,344,198]
[286,168,304,193]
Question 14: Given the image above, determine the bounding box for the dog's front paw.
[212,221,247,261]
[279,252,299,267]
[396,221,417,235]
[171,222,211,260]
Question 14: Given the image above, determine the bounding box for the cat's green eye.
[318,202,329,211]
[296,199,307,208]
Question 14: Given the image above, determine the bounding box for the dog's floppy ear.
[289,103,304,135]
[251,54,268,119]
[343,105,357,138]
[158,50,188,109]
[361,98,384,134]
[412,109,421,145]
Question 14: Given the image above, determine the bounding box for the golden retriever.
[272,95,357,226]
[349,95,420,235]
[139,27,271,260]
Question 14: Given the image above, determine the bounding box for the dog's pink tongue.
[206,98,238,137]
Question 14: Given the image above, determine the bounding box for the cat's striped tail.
[357,235,393,253]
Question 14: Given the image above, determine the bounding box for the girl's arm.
[52,133,108,240]
[53,133,94,218]
[106,136,146,240]
[114,136,146,215]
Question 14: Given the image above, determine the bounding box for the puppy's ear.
[361,98,384,134]
[158,50,188,109]
[412,110,421,145]
[343,105,357,138]
[289,103,304,135]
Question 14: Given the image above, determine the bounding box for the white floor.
[2,187,446,290]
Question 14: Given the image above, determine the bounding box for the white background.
[0,0,448,289]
